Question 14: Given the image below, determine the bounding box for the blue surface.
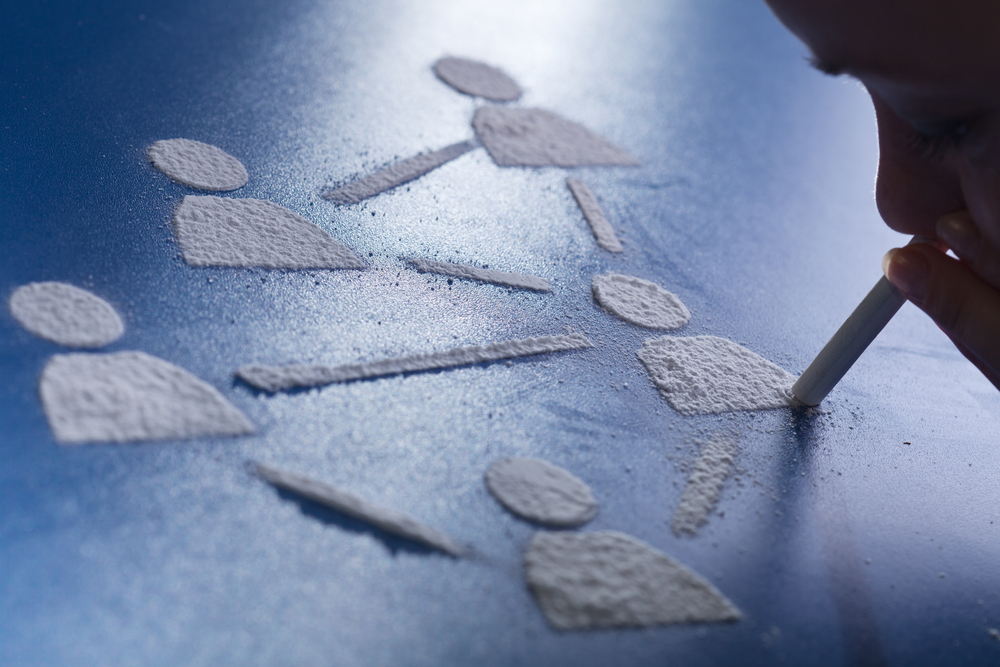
[2,1,999,665]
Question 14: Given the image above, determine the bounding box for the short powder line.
[253,462,464,557]
[407,258,551,292]
[671,433,736,536]
[566,179,623,252]
[236,333,593,392]
[322,140,477,204]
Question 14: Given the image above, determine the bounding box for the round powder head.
[147,138,248,191]
[9,282,124,348]
[485,457,597,527]
[592,273,691,329]
[433,57,522,101]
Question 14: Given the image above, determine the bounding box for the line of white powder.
[566,178,623,252]
[254,462,464,556]
[671,434,737,536]
[407,258,551,292]
[322,140,477,204]
[237,333,593,392]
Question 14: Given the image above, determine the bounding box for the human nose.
[869,91,966,237]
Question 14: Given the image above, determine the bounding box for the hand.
[882,210,1000,390]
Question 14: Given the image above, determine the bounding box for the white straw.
[790,237,928,406]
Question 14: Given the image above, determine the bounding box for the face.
[765,0,1000,251]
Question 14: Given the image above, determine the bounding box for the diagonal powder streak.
[567,178,623,252]
[322,140,477,204]
[237,333,593,392]
[254,462,464,556]
[671,433,736,536]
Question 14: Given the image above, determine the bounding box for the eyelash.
[907,123,969,161]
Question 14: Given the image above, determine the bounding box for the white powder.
[407,258,551,292]
[485,458,597,527]
[592,273,690,330]
[322,141,476,204]
[9,282,124,348]
[147,138,248,191]
[636,336,797,415]
[671,434,736,536]
[566,179,623,252]
[39,351,255,444]
[473,107,639,167]
[433,57,522,101]
[525,531,742,630]
[172,196,364,269]
[254,462,464,557]
[237,333,592,392]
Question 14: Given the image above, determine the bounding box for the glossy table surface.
[1,1,998,665]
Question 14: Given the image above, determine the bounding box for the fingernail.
[882,247,930,302]
[935,211,980,261]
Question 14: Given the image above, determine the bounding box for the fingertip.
[935,210,980,261]
[881,248,899,277]
[883,246,931,302]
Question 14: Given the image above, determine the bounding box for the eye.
[907,119,970,160]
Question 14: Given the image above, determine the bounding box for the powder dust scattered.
[254,462,463,556]
[237,333,592,392]
[9,282,124,348]
[408,258,551,292]
[485,458,597,527]
[148,138,248,191]
[566,179,622,252]
[525,531,742,630]
[671,433,736,536]
[592,273,690,329]
[473,107,638,167]
[40,351,255,444]
[433,57,522,101]
[173,196,364,269]
[637,336,797,415]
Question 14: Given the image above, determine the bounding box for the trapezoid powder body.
[9,282,124,348]
[525,530,742,630]
[485,458,597,527]
[433,57,522,101]
[636,335,796,415]
[39,351,255,444]
[147,138,248,191]
[172,196,365,269]
[592,273,690,329]
[473,107,639,167]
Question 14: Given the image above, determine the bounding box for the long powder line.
[237,333,593,392]
[407,258,551,292]
[322,140,477,204]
